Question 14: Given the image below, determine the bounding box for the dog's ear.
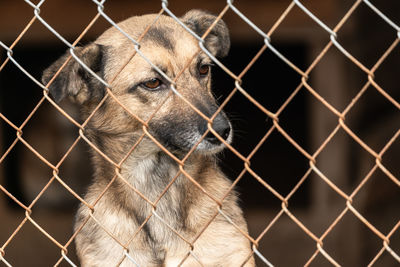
[181,10,230,57]
[42,43,106,104]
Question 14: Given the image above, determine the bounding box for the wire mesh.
[0,0,399,266]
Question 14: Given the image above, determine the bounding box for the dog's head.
[42,10,232,155]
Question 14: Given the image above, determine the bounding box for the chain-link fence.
[1,0,399,266]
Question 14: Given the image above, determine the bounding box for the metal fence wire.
[0,0,399,266]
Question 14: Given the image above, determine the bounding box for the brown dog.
[42,10,255,267]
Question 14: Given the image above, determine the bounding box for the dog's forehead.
[97,14,201,82]
[96,14,195,50]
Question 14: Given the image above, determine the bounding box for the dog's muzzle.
[200,112,231,145]
[196,111,232,154]
[148,106,232,154]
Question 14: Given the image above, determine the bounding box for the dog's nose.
[204,113,231,144]
[205,126,230,144]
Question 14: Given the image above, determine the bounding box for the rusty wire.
[0,0,399,266]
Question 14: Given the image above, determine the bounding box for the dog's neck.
[114,147,215,246]
[88,130,216,233]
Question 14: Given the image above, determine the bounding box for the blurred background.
[0,0,399,266]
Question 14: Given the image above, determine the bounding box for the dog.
[42,10,255,267]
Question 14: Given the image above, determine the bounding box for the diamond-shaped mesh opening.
[227,0,293,33]
[344,86,400,151]
[237,169,284,211]
[0,211,25,246]
[37,1,99,38]
[352,168,400,234]
[248,130,309,197]
[0,60,44,125]
[273,3,333,44]
[307,47,369,112]
[26,201,77,246]
[0,4,35,41]
[4,218,77,266]
[1,141,54,208]
[289,171,347,236]
[312,127,372,193]
[255,212,316,266]
[293,0,358,31]
[332,5,397,70]
[320,211,382,266]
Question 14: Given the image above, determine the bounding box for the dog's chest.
[122,154,188,244]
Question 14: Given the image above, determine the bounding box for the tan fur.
[43,10,255,267]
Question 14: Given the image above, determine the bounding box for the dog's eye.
[199,65,210,76]
[142,78,162,90]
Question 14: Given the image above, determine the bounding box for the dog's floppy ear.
[181,9,230,57]
[42,43,106,104]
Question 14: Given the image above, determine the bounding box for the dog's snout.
[204,126,230,144]
[202,113,231,144]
